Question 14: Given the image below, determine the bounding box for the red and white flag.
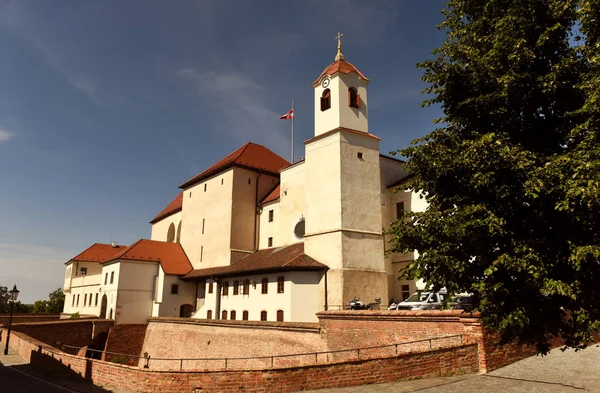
[280,108,294,120]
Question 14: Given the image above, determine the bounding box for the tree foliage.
[0,286,64,314]
[388,0,600,353]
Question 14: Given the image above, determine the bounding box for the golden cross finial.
[335,32,344,61]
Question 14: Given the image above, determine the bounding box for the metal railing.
[62,334,465,371]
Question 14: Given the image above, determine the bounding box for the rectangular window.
[95,293,99,306]
[104,273,108,285]
[171,284,179,295]
[84,294,87,306]
[204,183,207,192]
[72,295,75,307]
[277,276,285,293]
[233,280,239,295]
[80,267,87,276]
[208,282,213,294]
[230,310,236,320]
[248,178,251,185]
[396,202,405,219]
[260,311,267,321]
[202,218,205,234]
[221,178,224,185]
[357,152,363,160]
[261,278,268,294]
[268,237,273,247]
[110,271,114,284]
[200,246,204,262]
[401,284,410,301]
[268,210,274,222]
[242,310,249,320]
[65,267,71,278]
[77,294,80,306]
[243,280,250,295]
[222,282,229,296]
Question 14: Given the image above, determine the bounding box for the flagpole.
[291,99,295,164]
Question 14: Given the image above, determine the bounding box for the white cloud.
[0,3,104,107]
[178,68,289,155]
[0,129,13,142]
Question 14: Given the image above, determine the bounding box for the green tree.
[47,288,65,314]
[33,300,50,314]
[0,286,9,314]
[388,0,600,353]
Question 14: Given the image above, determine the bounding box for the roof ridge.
[107,238,144,262]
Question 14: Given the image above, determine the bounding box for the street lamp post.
[3,285,20,355]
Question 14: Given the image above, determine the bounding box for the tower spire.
[335,32,344,61]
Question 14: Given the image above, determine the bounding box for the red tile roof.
[312,59,369,86]
[105,239,193,275]
[179,142,290,189]
[260,184,280,204]
[150,191,183,224]
[182,243,327,280]
[68,243,128,264]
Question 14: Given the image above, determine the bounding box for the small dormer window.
[321,89,331,111]
[348,87,360,109]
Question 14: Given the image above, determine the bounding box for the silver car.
[394,290,448,310]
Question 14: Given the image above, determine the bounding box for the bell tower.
[312,32,369,137]
[304,34,387,310]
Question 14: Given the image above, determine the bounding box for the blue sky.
[0,0,445,303]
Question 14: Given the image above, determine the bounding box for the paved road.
[306,344,600,393]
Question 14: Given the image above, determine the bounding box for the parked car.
[449,294,474,312]
[394,289,448,310]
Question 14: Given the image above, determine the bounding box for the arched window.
[222,281,229,296]
[261,278,268,294]
[207,310,212,319]
[167,223,176,242]
[277,310,284,322]
[242,310,249,320]
[321,89,331,111]
[348,87,360,108]
[222,310,228,320]
[233,280,239,295]
[243,279,250,295]
[230,310,236,320]
[176,220,182,243]
[277,276,285,293]
[260,310,267,321]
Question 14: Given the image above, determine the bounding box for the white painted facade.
[62,45,427,324]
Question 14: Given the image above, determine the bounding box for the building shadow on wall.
[10,348,120,393]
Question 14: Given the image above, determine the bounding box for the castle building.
[62,40,425,324]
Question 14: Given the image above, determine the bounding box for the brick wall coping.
[0,313,61,317]
[10,318,110,327]
[317,310,481,322]
[8,328,477,374]
[148,317,320,333]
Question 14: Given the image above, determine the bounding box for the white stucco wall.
[62,261,103,316]
[313,72,369,136]
[278,161,306,247]
[114,261,159,325]
[156,270,196,318]
[180,169,234,268]
[258,200,281,249]
[99,261,121,321]
[193,271,321,323]
[150,211,182,243]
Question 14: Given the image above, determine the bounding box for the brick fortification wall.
[1,328,478,393]
[0,319,113,350]
[140,317,326,369]
[103,324,148,366]
[0,314,61,325]
[318,310,538,372]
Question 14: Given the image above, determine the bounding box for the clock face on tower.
[321,77,330,88]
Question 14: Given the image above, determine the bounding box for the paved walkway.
[305,344,600,392]
[0,351,132,393]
